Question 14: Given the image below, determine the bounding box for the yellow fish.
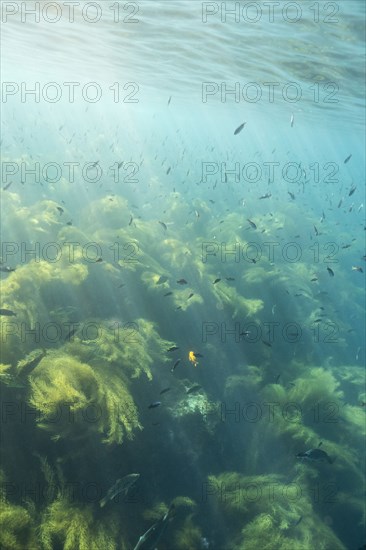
[188,351,198,367]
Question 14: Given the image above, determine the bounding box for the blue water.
[1,1,365,549]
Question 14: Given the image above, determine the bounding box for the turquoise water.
[1,1,365,549]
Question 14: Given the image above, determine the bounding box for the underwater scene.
[0,1,365,549]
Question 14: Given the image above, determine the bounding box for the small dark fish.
[158,221,167,230]
[290,113,294,127]
[288,191,295,200]
[118,161,124,169]
[66,220,73,226]
[314,225,319,236]
[234,122,246,135]
[186,384,202,395]
[56,206,64,215]
[341,244,351,249]
[344,154,352,164]
[327,267,335,277]
[259,193,271,200]
[293,516,303,526]
[129,216,133,226]
[262,340,272,347]
[310,277,318,282]
[226,277,235,281]
[247,219,257,229]
[159,387,170,395]
[213,278,221,284]
[337,198,343,208]
[193,353,203,358]
[168,95,172,105]
[148,401,161,409]
[176,306,182,310]
[0,266,16,273]
[118,283,125,288]
[95,257,103,263]
[176,279,187,285]
[171,359,181,372]
[163,291,173,297]
[167,346,179,352]
[156,275,168,285]
[0,308,16,316]
[349,186,356,196]
[209,199,215,204]
[166,167,171,175]
[275,374,281,384]
[352,266,363,273]
[3,181,13,190]
[187,293,194,299]
[313,319,322,323]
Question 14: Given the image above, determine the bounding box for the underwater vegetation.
[206,472,348,550]
[0,176,365,550]
[39,495,123,550]
[0,471,39,550]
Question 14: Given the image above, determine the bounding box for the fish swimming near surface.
[344,153,352,164]
[247,219,257,229]
[176,278,187,285]
[99,473,140,508]
[156,275,168,285]
[327,267,335,277]
[0,266,16,273]
[234,122,246,135]
[167,346,179,352]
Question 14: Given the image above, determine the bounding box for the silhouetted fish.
[0,308,16,316]
[148,401,161,409]
[234,122,246,135]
